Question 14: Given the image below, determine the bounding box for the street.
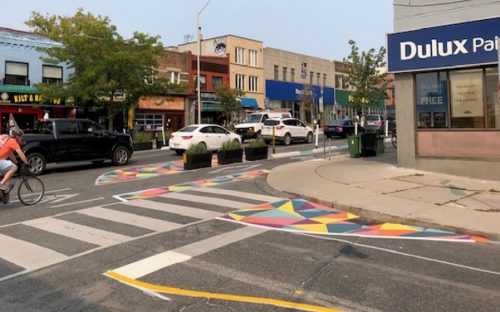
[0,138,499,312]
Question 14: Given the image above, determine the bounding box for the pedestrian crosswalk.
[0,188,284,282]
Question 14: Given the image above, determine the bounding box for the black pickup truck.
[22,118,134,175]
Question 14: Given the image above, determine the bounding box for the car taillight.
[182,136,193,140]
[276,126,284,130]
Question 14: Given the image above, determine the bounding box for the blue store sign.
[388,17,500,72]
[265,80,335,104]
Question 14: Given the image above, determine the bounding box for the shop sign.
[388,17,500,72]
[0,92,62,105]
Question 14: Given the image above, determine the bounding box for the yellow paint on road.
[105,271,342,312]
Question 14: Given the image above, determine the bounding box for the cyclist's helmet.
[9,127,24,138]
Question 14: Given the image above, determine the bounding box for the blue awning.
[238,97,258,108]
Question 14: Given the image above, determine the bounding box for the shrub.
[133,131,153,143]
[220,139,241,151]
[248,137,266,148]
[186,142,208,154]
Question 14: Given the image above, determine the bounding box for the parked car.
[365,114,385,133]
[324,119,358,138]
[235,111,291,142]
[261,118,313,146]
[169,124,241,155]
[22,118,133,175]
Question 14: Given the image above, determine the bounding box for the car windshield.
[263,120,280,126]
[243,114,262,123]
[328,120,343,126]
[177,126,198,132]
[366,115,380,121]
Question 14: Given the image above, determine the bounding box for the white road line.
[111,226,267,279]
[127,199,222,220]
[50,197,105,208]
[77,207,182,232]
[160,192,254,209]
[0,233,67,270]
[191,187,284,203]
[23,217,131,246]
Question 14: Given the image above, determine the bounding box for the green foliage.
[186,142,208,154]
[25,9,165,130]
[248,137,266,148]
[220,139,241,151]
[214,84,245,123]
[344,40,388,113]
[133,131,153,143]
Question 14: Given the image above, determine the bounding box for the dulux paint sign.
[388,17,500,72]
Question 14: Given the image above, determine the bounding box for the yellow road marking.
[104,271,342,312]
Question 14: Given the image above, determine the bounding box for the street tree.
[26,9,165,131]
[214,84,245,126]
[344,40,388,116]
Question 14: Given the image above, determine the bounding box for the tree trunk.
[107,106,114,132]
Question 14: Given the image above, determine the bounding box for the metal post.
[272,126,276,154]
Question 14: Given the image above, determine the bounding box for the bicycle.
[391,127,397,149]
[0,165,45,206]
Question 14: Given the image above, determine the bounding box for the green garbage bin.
[347,135,361,158]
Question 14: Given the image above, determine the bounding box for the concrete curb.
[284,191,499,241]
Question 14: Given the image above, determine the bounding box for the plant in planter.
[183,142,212,170]
[217,139,243,165]
[244,137,268,161]
[133,132,153,150]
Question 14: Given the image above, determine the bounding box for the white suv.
[235,111,291,142]
[261,118,313,146]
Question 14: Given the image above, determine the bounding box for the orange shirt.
[0,138,20,160]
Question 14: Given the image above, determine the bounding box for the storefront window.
[485,67,499,129]
[450,69,484,128]
[415,72,448,128]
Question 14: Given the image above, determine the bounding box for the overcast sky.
[5,0,393,61]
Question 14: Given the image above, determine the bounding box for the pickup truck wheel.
[27,153,46,175]
[112,146,130,166]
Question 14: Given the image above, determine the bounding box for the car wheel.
[27,152,46,175]
[174,149,184,156]
[283,133,291,146]
[256,131,262,140]
[112,146,130,166]
[306,132,313,143]
[233,139,240,145]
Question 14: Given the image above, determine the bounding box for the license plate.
[172,143,180,147]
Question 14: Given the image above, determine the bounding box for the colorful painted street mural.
[114,169,270,201]
[96,158,220,186]
[220,199,490,243]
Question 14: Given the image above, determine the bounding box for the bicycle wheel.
[17,176,45,206]
[391,134,397,149]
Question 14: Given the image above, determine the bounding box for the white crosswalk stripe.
[0,187,281,281]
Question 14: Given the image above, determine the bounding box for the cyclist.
[0,128,29,191]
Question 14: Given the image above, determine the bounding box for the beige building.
[263,47,337,123]
[178,35,265,109]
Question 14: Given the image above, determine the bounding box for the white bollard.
[315,124,319,148]
[385,120,389,137]
[355,122,358,135]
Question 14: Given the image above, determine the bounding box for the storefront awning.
[238,97,258,108]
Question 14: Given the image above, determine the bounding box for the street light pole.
[196,0,213,124]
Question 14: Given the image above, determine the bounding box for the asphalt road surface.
[0,139,498,312]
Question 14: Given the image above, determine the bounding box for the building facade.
[177,35,264,109]
[263,47,335,124]
[0,28,73,131]
[389,1,500,179]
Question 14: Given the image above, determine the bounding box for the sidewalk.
[267,148,500,240]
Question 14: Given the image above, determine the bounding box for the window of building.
[199,75,207,91]
[449,69,485,129]
[5,61,29,85]
[323,74,327,86]
[282,67,287,81]
[249,76,258,92]
[212,76,223,89]
[274,65,279,80]
[166,71,180,84]
[235,74,245,90]
[309,71,314,84]
[290,68,295,82]
[486,67,499,129]
[235,47,245,64]
[249,50,258,67]
[335,75,342,89]
[135,114,163,131]
[317,73,320,85]
[416,71,449,128]
[42,65,63,85]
